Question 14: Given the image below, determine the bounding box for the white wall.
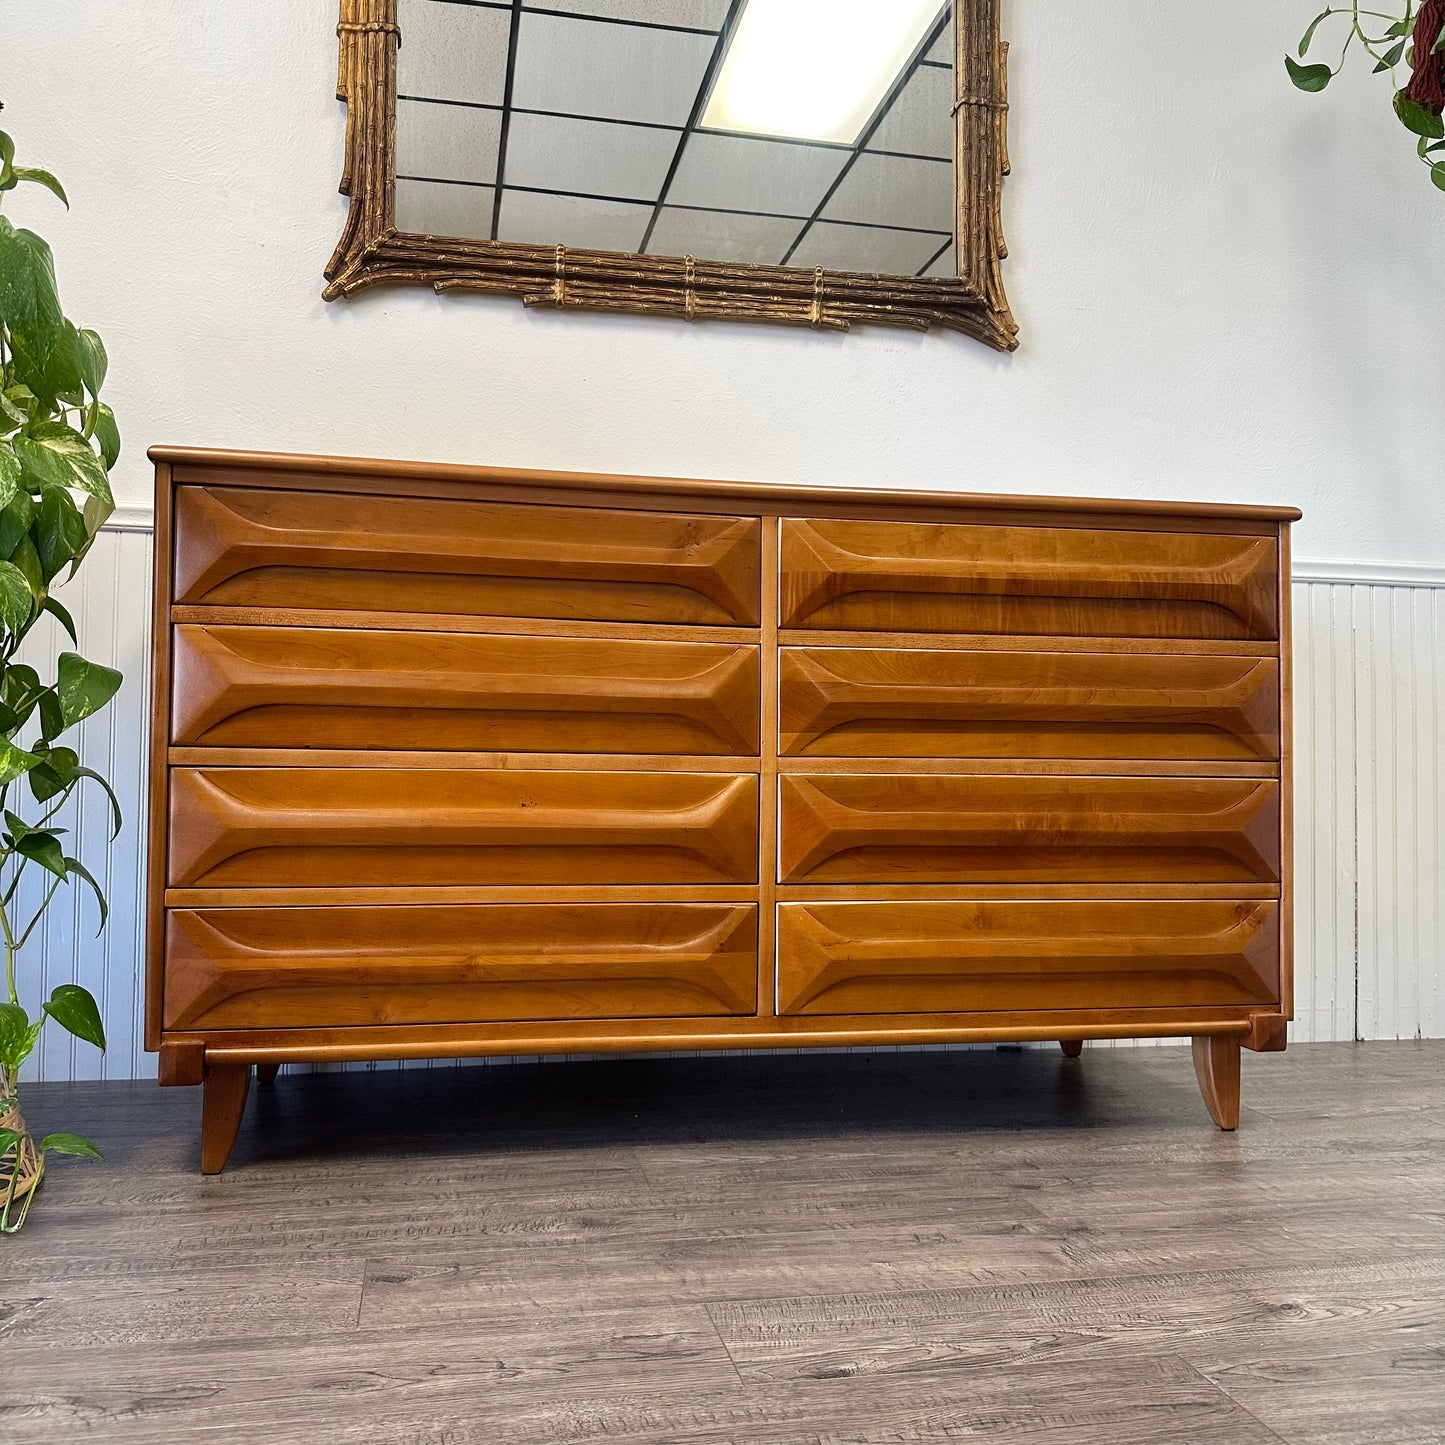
[4,1,1443,565]
[3,3,1443,1078]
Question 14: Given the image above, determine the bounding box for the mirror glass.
[393,0,957,279]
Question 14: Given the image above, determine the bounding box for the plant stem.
[1,898,16,1008]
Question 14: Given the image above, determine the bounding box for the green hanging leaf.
[0,561,34,637]
[12,168,68,209]
[92,404,120,470]
[4,808,38,842]
[36,487,89,583]
[10,319,83,412]
[0,393,25,433]
[1286,55,1333,91]
[0,496,34,565]
[38,1132,102,1160]
[80,491,113,551]
[26,743,79,803]
[43,983,106,1050]
[38,689,65,742]
[0,130,14,189]
[0,218,63,352]
[56,652,122,728]
[0,1002,43,1076]
[0,739,43,786]
[75,330,107,399]
[41,595,79,645]
[1395,91,1445,138]
[1299,9,1333,54]
[16,827,68,879]
[13,423,112,504]
[0,445,20,510]
[1433,162,1445,191]
[0,1130,22,1163]
[1385,14,1413,38]
[62,855,110,933]
[1374,39,1407,71]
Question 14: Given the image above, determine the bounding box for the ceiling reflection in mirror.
[393,0,957,279]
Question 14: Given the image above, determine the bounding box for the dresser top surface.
[148,446,1302,526]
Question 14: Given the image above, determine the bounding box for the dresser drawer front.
[777,900,1280,1015]
[780,519,1278,639]
[173,625,760,755]
[168,769,760,887]
[164,903,758,1029]
[174,487,762,626]
[780,647,1280,760]
[779,775,1280,884]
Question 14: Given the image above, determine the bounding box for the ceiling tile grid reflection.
[394,0,956,276]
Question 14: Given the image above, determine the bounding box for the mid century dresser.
[147,448,1297,1172]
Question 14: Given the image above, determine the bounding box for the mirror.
[329,0,1015,348]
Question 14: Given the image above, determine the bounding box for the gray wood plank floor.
[2,1041,1442,1443]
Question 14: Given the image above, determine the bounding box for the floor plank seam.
[700,1300,751,1389]
[1185,1360,1295,1444]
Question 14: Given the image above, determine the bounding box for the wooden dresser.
[146,448,1297,1172]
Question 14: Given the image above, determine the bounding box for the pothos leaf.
[12,168,68,209]
[1396,91,1445,139]
[38,1133,102,1160]
[15,827,68,879]
[0,1002,44,1076]
[56,652,123,728]
[0,445,20,510]
[62,855,111,933]
[43,983,106,1050]
[0,561,34,638]
[0,739,43,786]
[13,423,112,504]
[1299,8,1333,55]
[1286,55,1333,91]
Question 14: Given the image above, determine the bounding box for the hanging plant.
[1286,1,1445,190]
[0,118,124,1232]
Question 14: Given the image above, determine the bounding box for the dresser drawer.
[173,625,760,754]
[776,899,1280,1015]
[780,518,1278,639]
[779,774,1280,884]
[174,486,762,626]
[164,902,758,1029]
[168,769,760,887]
[780,647,1279,760]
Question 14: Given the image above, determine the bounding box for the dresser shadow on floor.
[225,1046,1209,1172]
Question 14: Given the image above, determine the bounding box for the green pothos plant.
[1286,1,1445,190]
[0,122,124,1232]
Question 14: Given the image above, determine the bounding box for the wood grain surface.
[164,903,759,1029]
[779,646,1280,759]
[149,452,1294,1166]
[168,768,761,887]
[174,485,763,625]
[780,517,1280,638]
[172,624,761,754]
[779,774,1281,884]
[2,1042,1438,1443]
[776,899,1280,1015]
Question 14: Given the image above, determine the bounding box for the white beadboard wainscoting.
[15,525,1444,1081]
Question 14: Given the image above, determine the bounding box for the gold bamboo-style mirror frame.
[326,0,1016,348]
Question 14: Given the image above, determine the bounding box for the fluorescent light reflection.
[702,0,947,146]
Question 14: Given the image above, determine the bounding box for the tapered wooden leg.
[1059,1040,1083,1058]
[1191,1035,1241,1131]
[201,1065,252,1175]
[255,1063,281,1085]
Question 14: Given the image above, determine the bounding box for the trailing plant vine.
[0,121,124,1232]
[1286,1,1445,190]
